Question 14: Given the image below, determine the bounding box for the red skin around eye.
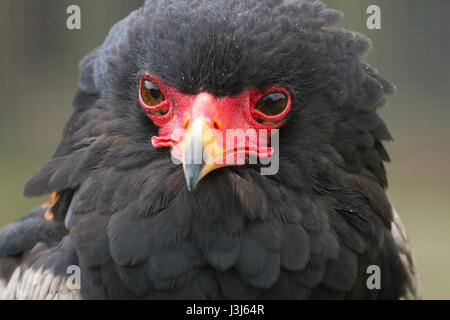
[139,73,292,160]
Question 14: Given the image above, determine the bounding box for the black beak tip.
[186,181,197,192]
[184,163,203,192]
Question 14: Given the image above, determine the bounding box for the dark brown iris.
[255,92,288,116]
[141,79,166,107]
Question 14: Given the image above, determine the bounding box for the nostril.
[183,118,190,129]
[213,119,221,130]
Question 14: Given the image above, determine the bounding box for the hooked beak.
[181,117,223,191]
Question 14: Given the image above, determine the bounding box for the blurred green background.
[0,0,448,299]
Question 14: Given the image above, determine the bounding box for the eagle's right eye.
[139,79,168,116]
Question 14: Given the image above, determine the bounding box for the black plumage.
[0,0,419,299]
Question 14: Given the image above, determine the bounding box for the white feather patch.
[0,266,82,300]
[391,207,421,299]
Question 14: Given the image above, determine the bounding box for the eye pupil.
[150,88,161,99]
[263,96,277,109]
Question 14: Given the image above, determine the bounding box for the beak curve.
[181,117,223,191]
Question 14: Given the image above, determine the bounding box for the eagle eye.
[255,92,288,116]
[251,90,291,125]
[140,79,168,115]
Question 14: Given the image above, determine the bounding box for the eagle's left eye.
[255,92,288,116]
[251,90,291,126]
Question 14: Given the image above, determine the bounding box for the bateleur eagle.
[0,0,420,299]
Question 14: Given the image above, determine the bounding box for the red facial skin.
[139,73,291,164]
